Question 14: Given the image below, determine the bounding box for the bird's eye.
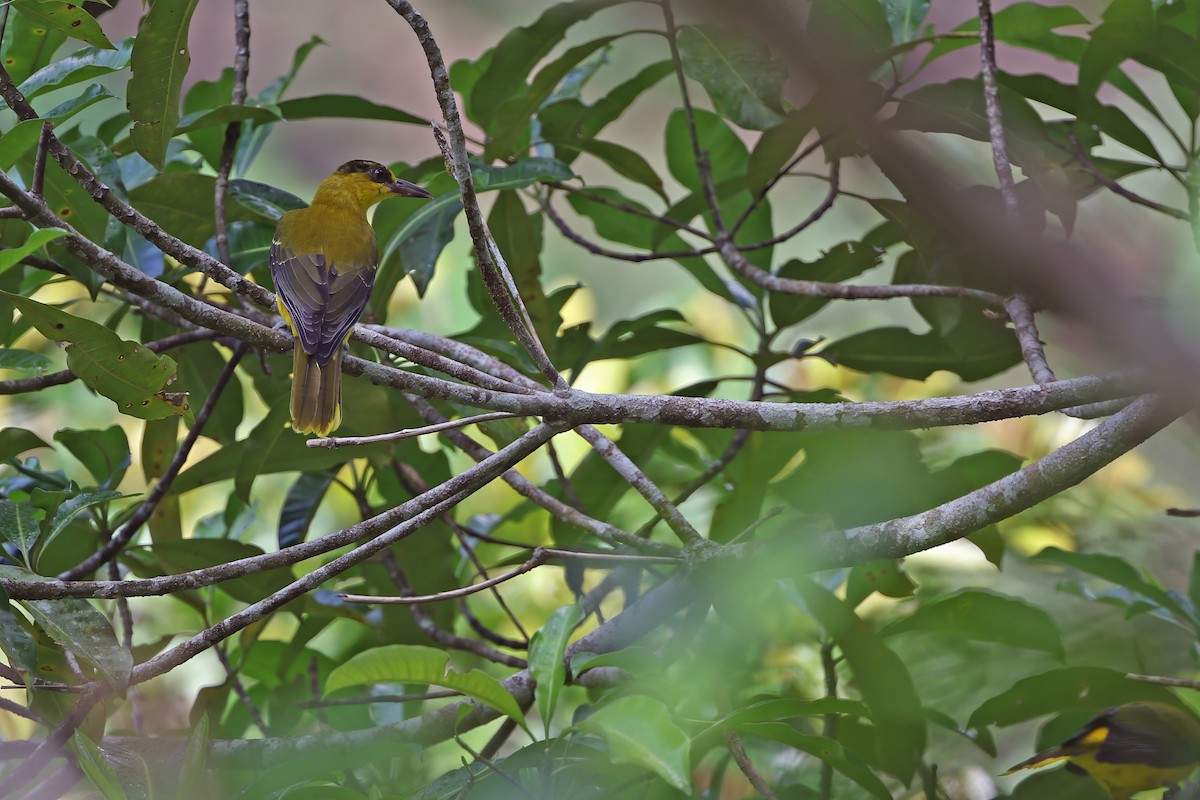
[370,167,386,182]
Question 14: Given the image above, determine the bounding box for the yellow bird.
[1003,701,1200,799]
[270,160,431,435]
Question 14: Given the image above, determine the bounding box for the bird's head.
[313,159,433,212]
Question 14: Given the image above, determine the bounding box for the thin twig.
[818,639,839,800]
[723,730,778,800]
[213,0,251,268]
[379,549,526,667]
[1067,132,1189,220]
[215,645,269,735]
[662,0,726,233]
[339,548,551,605]
[308,412,521,449]
[30,121,52,198]
[1126,673,1200,690]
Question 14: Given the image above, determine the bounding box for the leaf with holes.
[23,598,132,693]
[127,0,200,170]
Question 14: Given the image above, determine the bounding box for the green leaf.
[576,695,693,793]
[677,25,786,130]
[740,723,891,800]
[127,0,201,170]
[177,714,210,800]
[925,3,1088,62]
[1032,546,1191,622]
[278,472,336,549]
[10,0,114,49]
[487,35,624,159]
[529,603,585,735]
[0,499,43,567]
[174,102,283,138]
[72,731,130,800]
[794,579,925,781]
[2,7,68,85]
[55,425,130,488]
[469,0,626,129]
[23,598,132,693]
[881,0,931,44]
[552,138,666,197]
[969,666,1181,729]
[488,190,556,346]
[474,157,576,191]
[0,427,50,462]
[128,173,253,245]
[325,645,527,728]
[275,94,426,125]
[17,38,132,100]
[0,228,71,277]
[0,588,38,673]
[846,559,917,607]
[665,107,747,195]
[0,347,51,376]
[228,180,307,223]
[769,242,887,328]
[385,192,460,298]
[881,589,1064,658]
[821,325,1021,382]
[747,111,814,193]
[807,0,893,69]
[1,293,184,420]
[39,490,122,564]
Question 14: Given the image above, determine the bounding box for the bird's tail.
[290,347,342,436]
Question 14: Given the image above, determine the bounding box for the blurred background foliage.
[0,0,1198,798]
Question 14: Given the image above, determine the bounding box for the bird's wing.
[1094,714,1196,768]
[270,240,375,366]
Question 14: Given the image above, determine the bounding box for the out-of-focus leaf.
[881,0,931,44]
[846,560,917,607]
[72,731,130,800]
[17,39,132,99]
[127,0,200,170]
[807,0,892,69]
[677,25,786,130]
[747,111,814,193]
[529,602,585,736]
[741,723,891,799]
[969,666,1181,730]
[795,579,925,781]
[576,695,693,793]
[278,471,336,549]
[325,645,527,728]
[176,714,210,800]
[134,540,291,605]
[2,293,184,420]
[0,587,39,673]
[236,36,325,172]
[882,589,1063,658]
[23,598,132,693]
[0,428,50,463]
[54,425,130,488]
[1032,547,1190,622]
[1002,766,1108,799]
[925,707,997,757]
[925,3,1088,62]
[10,0,114,49]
